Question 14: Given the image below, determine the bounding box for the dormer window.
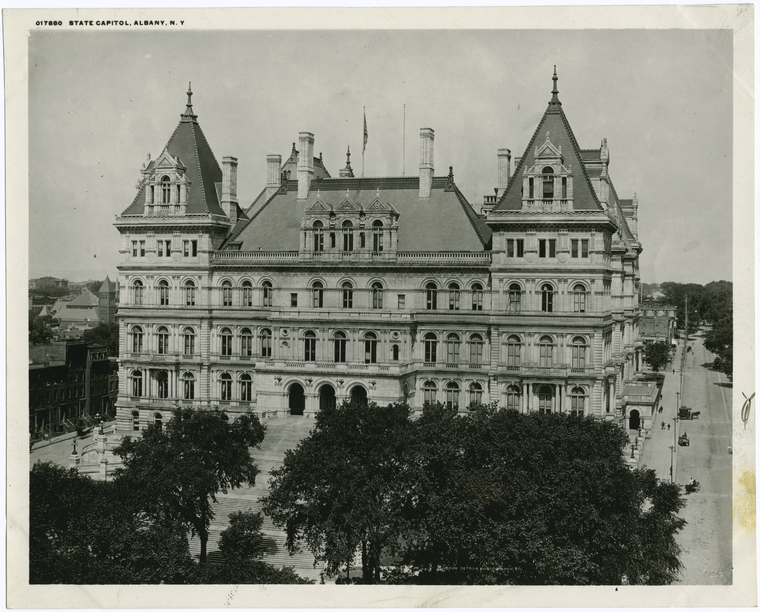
[313,220,324,252]
[161,176,172,204]
[542,167,554,200]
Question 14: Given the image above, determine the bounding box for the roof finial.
[181,81,197,121]
[551,66,559,103]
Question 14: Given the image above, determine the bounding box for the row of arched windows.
[129,369,255,403]
[312,219,386,253]
[501,335,588,369]
[500,384,587,415]
[421,380,484,410]
[506,283,587,313]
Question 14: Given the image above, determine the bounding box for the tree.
[30,461,194,584]
[218,510,266,561]
[705,312,733,376]
[263,400,411,583]
[114,407,266,564]
[644,341,671,372]
[82,321,119,355]
[29,312,54,345]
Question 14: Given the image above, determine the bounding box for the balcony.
[211,250,299,264]
[396,251,491,266]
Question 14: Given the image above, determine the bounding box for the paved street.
[639,332,732,585]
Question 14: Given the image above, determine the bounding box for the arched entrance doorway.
[289,383,305,416]
[629,409,641,430]
[350,385,368,406]
[319,384,336,411]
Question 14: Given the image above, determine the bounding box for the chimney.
[266,154,282,200]
[497,148,511,196]
[419,128,434,199]
[297,132,315,200]
[221,156,238,226]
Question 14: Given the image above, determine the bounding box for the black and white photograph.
[8,6,755,608]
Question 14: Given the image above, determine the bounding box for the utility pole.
[669,445,675,483]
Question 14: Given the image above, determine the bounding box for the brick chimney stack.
[221,156,238,226]
[266,154,282,200]
[419,128,434,199]
[297,132,314,200]
[497,149,511,196]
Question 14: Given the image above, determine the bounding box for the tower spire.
[550,66,561,105]
[181,81,197,122]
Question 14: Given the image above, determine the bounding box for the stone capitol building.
[114,70,645,433]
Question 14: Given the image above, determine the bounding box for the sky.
[28,27,734,285]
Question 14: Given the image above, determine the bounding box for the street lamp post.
[669,445,675,483]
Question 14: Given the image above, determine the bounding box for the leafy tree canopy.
[114,407,266,564]
[644,341,671,372]
[82,321,119,356]
[29,312,55,345]
[218,510,266,562]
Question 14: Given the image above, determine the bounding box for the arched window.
[423,380,437,406]
[131,370,143,397]
[542,167,554,200]
[262,281,273,307]
[538,384,554,414]
[131,409,140,431]
[156,371,169,399]
[372,220,384,252]
[541,283,554,313]
[156,326,169,355]
[158,279,170,306]
[469,382,483,407]
[424,332,437,363]
[184,280,196,306]
[342,220,354,252]
[506,335,521,368]
[571,336,587,371]
[220,328,232,357]
[506,384,521,410]
[539,335,554,367]
[469,333,484,365]
[131,326,144,354]
[133,280,144,306]
[161,176,172,204]
[240,373,253,402]
[183,372,195,400]
[342,282,354,309]
[448,282,460,311]
[153,413,163,431]
[573,283,587,313]
[391,344,400,361]
[304,331,317,362]
[364,332,378,364]
[222,280,233,307]
[240,328,253,357]
[220,373,232,400]
[311,281,324,308]
[426,283,438,310]
[446,333,460,364]
[371,282,383,309]
[570,386,585,417]
[508,283,521,313]
[313,220,325,252]
[334,331,347,363]
[241,281,253,307]
[446,381,460,410]
[260,328,272,358]
[471,283,483,311]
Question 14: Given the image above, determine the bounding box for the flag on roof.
[363,109,368,154]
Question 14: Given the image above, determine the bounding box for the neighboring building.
[98,275,119,325]
[29,340,119,438]
[29,276,69,290]
[52,289,101,329]
[639,300,677,345]
[621,381,661,431]
[114,72,644,433]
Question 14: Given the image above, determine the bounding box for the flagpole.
[402,104,406,176]
[362,106,366,178]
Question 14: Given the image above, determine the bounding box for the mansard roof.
[494,75,604,213]
[121,87,225,217]
[228,175,492,252]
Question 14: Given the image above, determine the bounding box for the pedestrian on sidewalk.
[667,423,671,430]
[661,422,665,430]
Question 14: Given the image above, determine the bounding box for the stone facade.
[114,74,644,433]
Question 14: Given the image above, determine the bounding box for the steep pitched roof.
[495,72,603,212]
[97,276,116,294]
[121,87,225,217]
[229,175,491,252]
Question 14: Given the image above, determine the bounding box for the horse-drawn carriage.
[678,433,690,446]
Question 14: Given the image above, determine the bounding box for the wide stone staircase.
[188,415,323,581]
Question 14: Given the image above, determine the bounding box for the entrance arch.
[319,384,336,411]
[288,383,305,416]
[629,409,641,430]
[350,385,368,406]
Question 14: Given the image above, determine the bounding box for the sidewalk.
[638,344,683,482]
